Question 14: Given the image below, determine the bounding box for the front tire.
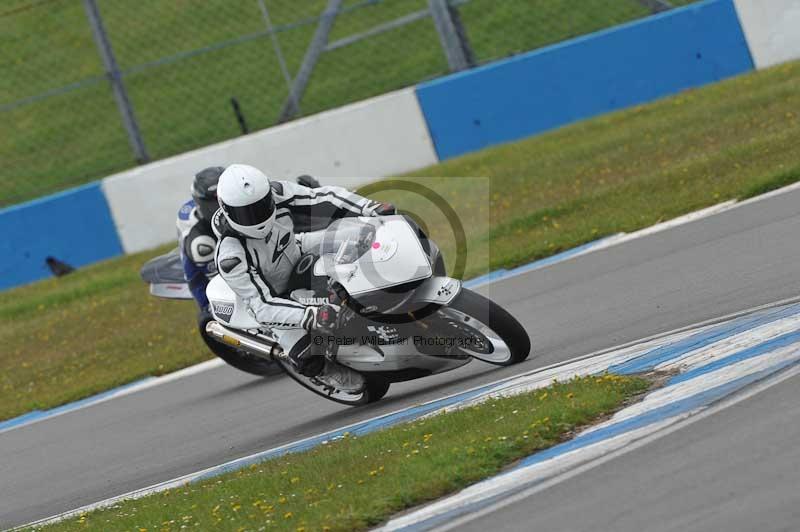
[444,288,530,366]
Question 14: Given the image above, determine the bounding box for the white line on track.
[11,182,800,528]
[0,359,225,436]
[5,182,799,436]
[15,334,690,529]
[378,310,800,530]
[20,295,800,530]
[426,362,800,532]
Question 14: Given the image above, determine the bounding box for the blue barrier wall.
[0,0,761,293]
[415,0,754,160]
[0,183,123,290]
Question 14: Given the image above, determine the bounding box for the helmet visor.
[223,192,275,227]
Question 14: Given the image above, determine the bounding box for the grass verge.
[1,59,799,422]
[34,374,650,531]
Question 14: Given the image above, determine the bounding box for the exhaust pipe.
[205,321,286,360]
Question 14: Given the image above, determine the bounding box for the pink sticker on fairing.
[372,242,381,249]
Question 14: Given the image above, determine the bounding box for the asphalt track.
[458,370,800,532]
[3,186,800,528]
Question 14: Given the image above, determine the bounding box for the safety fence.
[3,0,796,291]
[1,0,699,208]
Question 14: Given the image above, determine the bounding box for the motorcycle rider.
[177,166,224,309]
[213,164,394,385]
[178,166,280,376]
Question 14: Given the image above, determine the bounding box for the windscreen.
[317,218,377,265]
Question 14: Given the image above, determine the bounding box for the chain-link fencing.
[1,0,699,207]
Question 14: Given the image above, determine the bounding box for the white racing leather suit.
[212,180,381,329]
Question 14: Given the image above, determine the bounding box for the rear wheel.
[441,288,530,366]
[201,323,284,377]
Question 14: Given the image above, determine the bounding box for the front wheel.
[441,288,530,366]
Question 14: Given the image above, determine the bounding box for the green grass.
[1,0,688,206]
[1,58,799,423]
[0,244,212,421]
[35,374,650,532]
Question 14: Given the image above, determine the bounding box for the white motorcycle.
[204,215,530,405]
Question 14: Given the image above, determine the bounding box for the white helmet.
[217,164,276,239]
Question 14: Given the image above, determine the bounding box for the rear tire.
[200,323,284,377]
[446,288,530,366]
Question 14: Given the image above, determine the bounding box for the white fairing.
[313,216,432,295]
[207,275,261,330]
[272,327,470,375]
[149,282,193,300]
[411,275,461,305]
[206,215,469,377]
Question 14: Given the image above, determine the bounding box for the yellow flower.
[290,477,300,484]
[284,511,293,519]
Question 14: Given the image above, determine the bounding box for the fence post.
[428,0,473,72]
[277,0,343,124]
[82,0,149,164]
[256,0,299,117]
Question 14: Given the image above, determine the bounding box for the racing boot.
[293,304,339,377]
[316,359,365,393]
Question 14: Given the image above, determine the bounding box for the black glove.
[301,304,339,334]
[296,174,321,188]
[364,201,396,216]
